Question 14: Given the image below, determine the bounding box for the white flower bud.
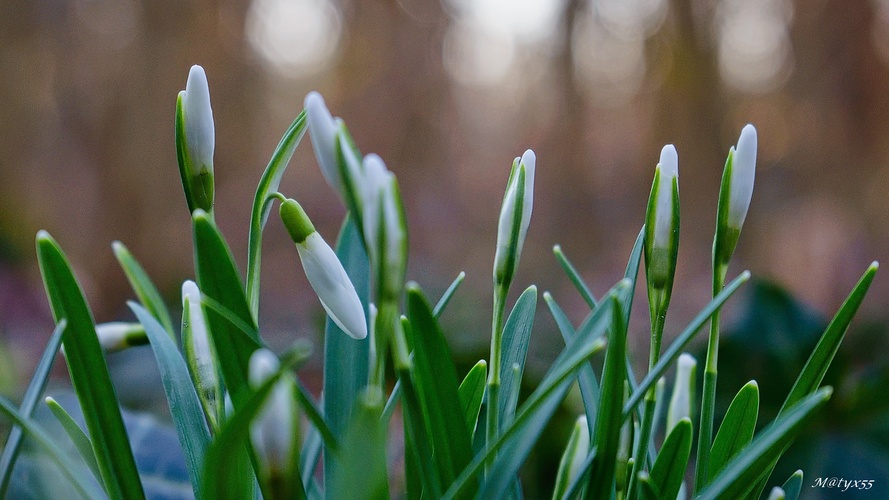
[95,322,146,353]
[183,65,215,177]
[249,349,296,475]
[653,144,678,250]
[182,281,215,383]
[379,175,407,301]
[728,124,757,230]
[667,353,697,432]
[305,92,341,194]
[361,154,393,261]
[493,149,535,287]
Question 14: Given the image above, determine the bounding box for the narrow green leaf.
[0,396,104,499]
[560,447,597,500]
[587,292,629,499]
[192,211,261,410]
[709,381,759,479]
[458,360,487,440]
[36,231,145,500]
[544,292,599,436]
[434,271,466,318]
[406,286,474,492]
[398,367,441,498]
[780,262,878,413]
[624,271,751,418]
[44,396,101,483]
[329,392,389,500]
[129,302,210,499]
[552,416,590,500]
[553,245,597,309]
[323,217,370,493]
[300,425,322,491]
[382,379,403,424]
[698,387,832,499]
[0,320,65,497]
[295,381,339,453]
[499,285,537,423]
[781,470,803,500]
[113,241,175,336]
[246,111,308,317]
[649,418,692,500]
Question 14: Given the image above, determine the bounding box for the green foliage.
[2,68,878,500]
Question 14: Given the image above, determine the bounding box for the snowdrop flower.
[176,65,215,212]
[667,353,697,432]
[493,149,536,290]
[182,280,221,427]
[378,174,408,302]
[95,322,147,353]
[249,348,296,476]
[553,415,590,497]
[361,154,393,261]
[305,92,364,212]
[653,145,679,251]
[728,124,757,230]
[279,199,368,339]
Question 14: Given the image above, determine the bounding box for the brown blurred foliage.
[1,0,888,376]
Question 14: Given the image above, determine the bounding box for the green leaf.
[636,472,660,500]
[781,470,803,500]
[0,396,104,499]
[406,286,474,492]
[624,271,751,418]
[560,447,597,500]
[649,418,692,500]
[0,320,65,497]
[780,262,878,413]
[464,281,626,500]
[587,292,629,499]
[246,111,308,318]
[113,241,175,336]
[709,381,759,479]
[192,211,262,410]
[36,231,145,500]
[458,360,487,440]
[499,285,537,424]
[295,381,339,454]
[697,387,832,499]
[44,396,101,484]
[299,425,322,492]
[322,217,370,493]
[434,271,466,318]
[129,302,210,499]
[398,365,441,498]
[552,416,590,500]
[329,392,389,500]
[544,292,599,436]
[553,245,597,309]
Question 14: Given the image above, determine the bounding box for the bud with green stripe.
[175,65,215,214]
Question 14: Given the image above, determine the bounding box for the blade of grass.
[498,285,537,424]
[0,396,104,499]
[382,379,402,424]
[246,111,308,317]
[113,242,175,336]
[458,360,487,440]
[300,426,322,491]
[697,387,832,500]
[553,245,597,309]
[434,271,466,318]
[44,396,101,483]
[129,302,210,499]
[323,217,370,494]
[36,231,144,500]
[295,381,339,453]
[649,418,692,500]
[624,271,750,419]
[0,320,66,497]
[709,381,759,479]
[781,470,803,500]
[329,392,389,500]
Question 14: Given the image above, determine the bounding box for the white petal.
[298,233,368,339]
[182,280,213,377]
[361,154,391,258]
[517,149,536,258]
[729,124,757,229]
[95,322,133,352]
[305,92,341,193]
[667,353,697,432]
[654,144,678,249]
[249,348,280,386]
[568,415,590,480]
[248,349,294,470]
[183,65,215,175]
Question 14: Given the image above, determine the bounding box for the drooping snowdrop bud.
[553,415,590,499]
[175,65,215,213]
[361,154,393,262]
[378,175,408,302]
[181,280,222,429]
[493,149,536,290]
[249,348,297,481]
[305,92,342,194]
[667,353,697,433]
[729,124,757,230]
[95,322,147,353]
[280,199,368,339]
[644,144,680,292]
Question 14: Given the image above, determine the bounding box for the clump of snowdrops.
[0,65,878,500]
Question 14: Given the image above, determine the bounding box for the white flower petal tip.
[677,353,697,372]
[183,65,215,176]
[659,144,678,179]
[249,348,281,386]
[729,124,757,229]
[305,91,341,193]
[653,144,679,250]
[298,232,368,340]
[494,149,536,286]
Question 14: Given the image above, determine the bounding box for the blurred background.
[1,0,888,496]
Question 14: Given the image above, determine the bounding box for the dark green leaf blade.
[709,381,759,479]
[553,245,597,309]
[499,285,537,423]
[113,241,175,335]
[329,392,389,500]
[36,231,145,500]
[129,302,210,499]
[44,396,102,484]
[434,271,466,318]
[458,360,487,440]
[781,470,803,500]
[649,418,692,500]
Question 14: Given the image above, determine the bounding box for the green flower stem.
[485,285,508,472]
[372,301,397,392]
[694,262,728,493]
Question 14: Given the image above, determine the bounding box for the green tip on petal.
[279,199,316,245]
